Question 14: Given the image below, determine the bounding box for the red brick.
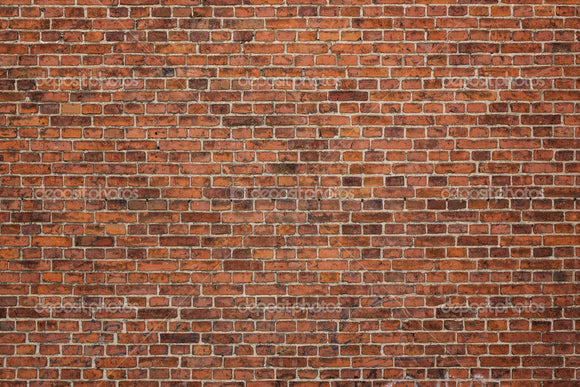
[0,4,577,385]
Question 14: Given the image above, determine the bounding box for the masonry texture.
[1,0,580,385]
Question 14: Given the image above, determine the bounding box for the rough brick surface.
[1,0,580,385]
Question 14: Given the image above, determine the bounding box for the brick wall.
[1,0,580,385]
